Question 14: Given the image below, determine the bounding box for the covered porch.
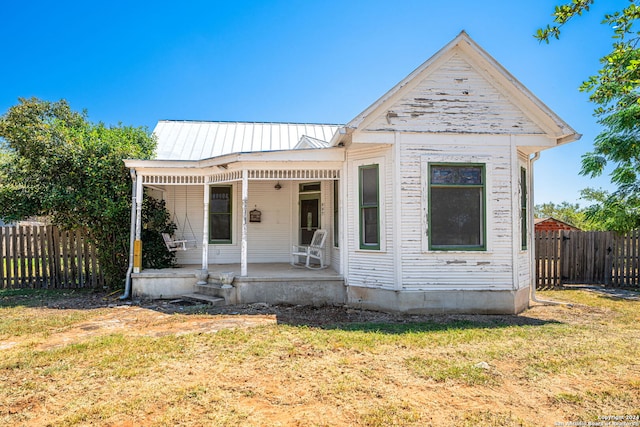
[124,149,345,301]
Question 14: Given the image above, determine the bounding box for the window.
[209,186,232,243]
[300,182,321,192]
[429,164,485,250]
[520,167,527,250]
[359,164,380,250]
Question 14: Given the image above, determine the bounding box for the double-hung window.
[333,180,339,248]
[520,167,527,250]
[209,185,232,244]
[429,163,485,250]
[359,164,380,250]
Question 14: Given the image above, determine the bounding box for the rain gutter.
[529,152,569,306]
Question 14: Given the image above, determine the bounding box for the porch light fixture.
[274,182,282,190]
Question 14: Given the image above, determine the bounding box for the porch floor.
[137,263,342,281]
[132,263,345,304]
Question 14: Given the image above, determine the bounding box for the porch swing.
[163,188,197,252]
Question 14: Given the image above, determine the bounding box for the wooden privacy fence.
[0,225,103,289]
[535,229,640,288]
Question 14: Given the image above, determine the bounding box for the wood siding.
[344,134,539,291]
[163,181,338,268]
[400,134,514,290]
[246,181,292,262]
[346,146,396,288]
[365,51,544,136]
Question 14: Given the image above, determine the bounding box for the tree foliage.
[141,196,178,269]
[0,97,173,287]
[536,0,640,232]
[534,201,591,229]
[535,189,639,232]
[580,187,640,232]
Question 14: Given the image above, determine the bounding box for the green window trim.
[521,167,528,250]
[209,185,232,244]
[428,163,486,251]
[333,179,339,248]
[359,164,380,250]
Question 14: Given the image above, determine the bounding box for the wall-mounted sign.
[250,208,262,223]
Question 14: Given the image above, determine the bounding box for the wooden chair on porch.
[291,229,328,269]
[161,233,194,252]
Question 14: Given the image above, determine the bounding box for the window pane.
[210,187,230,213]
[431,187,482,246]
[431,166,482,185]
[362,207,379,245]
[210,215,230,240]
[521,168,527,249]
[300,182,321,192]
[210,186,231,242]
[333,180,339,247]
[361,166,378,205]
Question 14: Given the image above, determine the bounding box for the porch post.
[241,170,248,276]
[133,176,144,273]
[202,183,210,270]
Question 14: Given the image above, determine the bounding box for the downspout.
[529,152,568,306]
[120,169,138,300]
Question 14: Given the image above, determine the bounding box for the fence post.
[536,228,640,289]
[604,232,611,285]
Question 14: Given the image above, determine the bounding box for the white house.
[124,31,579,314]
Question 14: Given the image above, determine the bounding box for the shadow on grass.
[320,316,560,334]
[0,288,563,332]
[0,288,112,309]
[571,285,640,301]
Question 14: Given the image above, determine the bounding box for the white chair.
[291,229,328,269]
[162,233,193,252]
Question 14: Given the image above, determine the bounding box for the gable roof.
[149,32,578,162]
[335,31,579,147]
[294,135,332,150]
[534,217,582,231]
[153,121,340,161]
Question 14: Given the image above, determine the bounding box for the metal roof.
[293,135,332,149]
[153,121,342,161]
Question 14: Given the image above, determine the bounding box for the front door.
[299,183,321,245]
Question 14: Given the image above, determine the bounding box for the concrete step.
[182,293,226,306]
[196,283,224,296]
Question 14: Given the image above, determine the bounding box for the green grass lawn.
[0,288,638,426]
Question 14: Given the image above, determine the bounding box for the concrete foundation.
[346,286,530,314]
[131,269,198,299]
[131,265,531,314]
[233,277,346,306]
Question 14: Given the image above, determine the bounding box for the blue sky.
[0,0,629,205]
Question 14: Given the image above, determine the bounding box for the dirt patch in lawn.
[1,288,639,426]
[33,305,277,351]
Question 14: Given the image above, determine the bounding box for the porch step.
[181,293,226,306]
